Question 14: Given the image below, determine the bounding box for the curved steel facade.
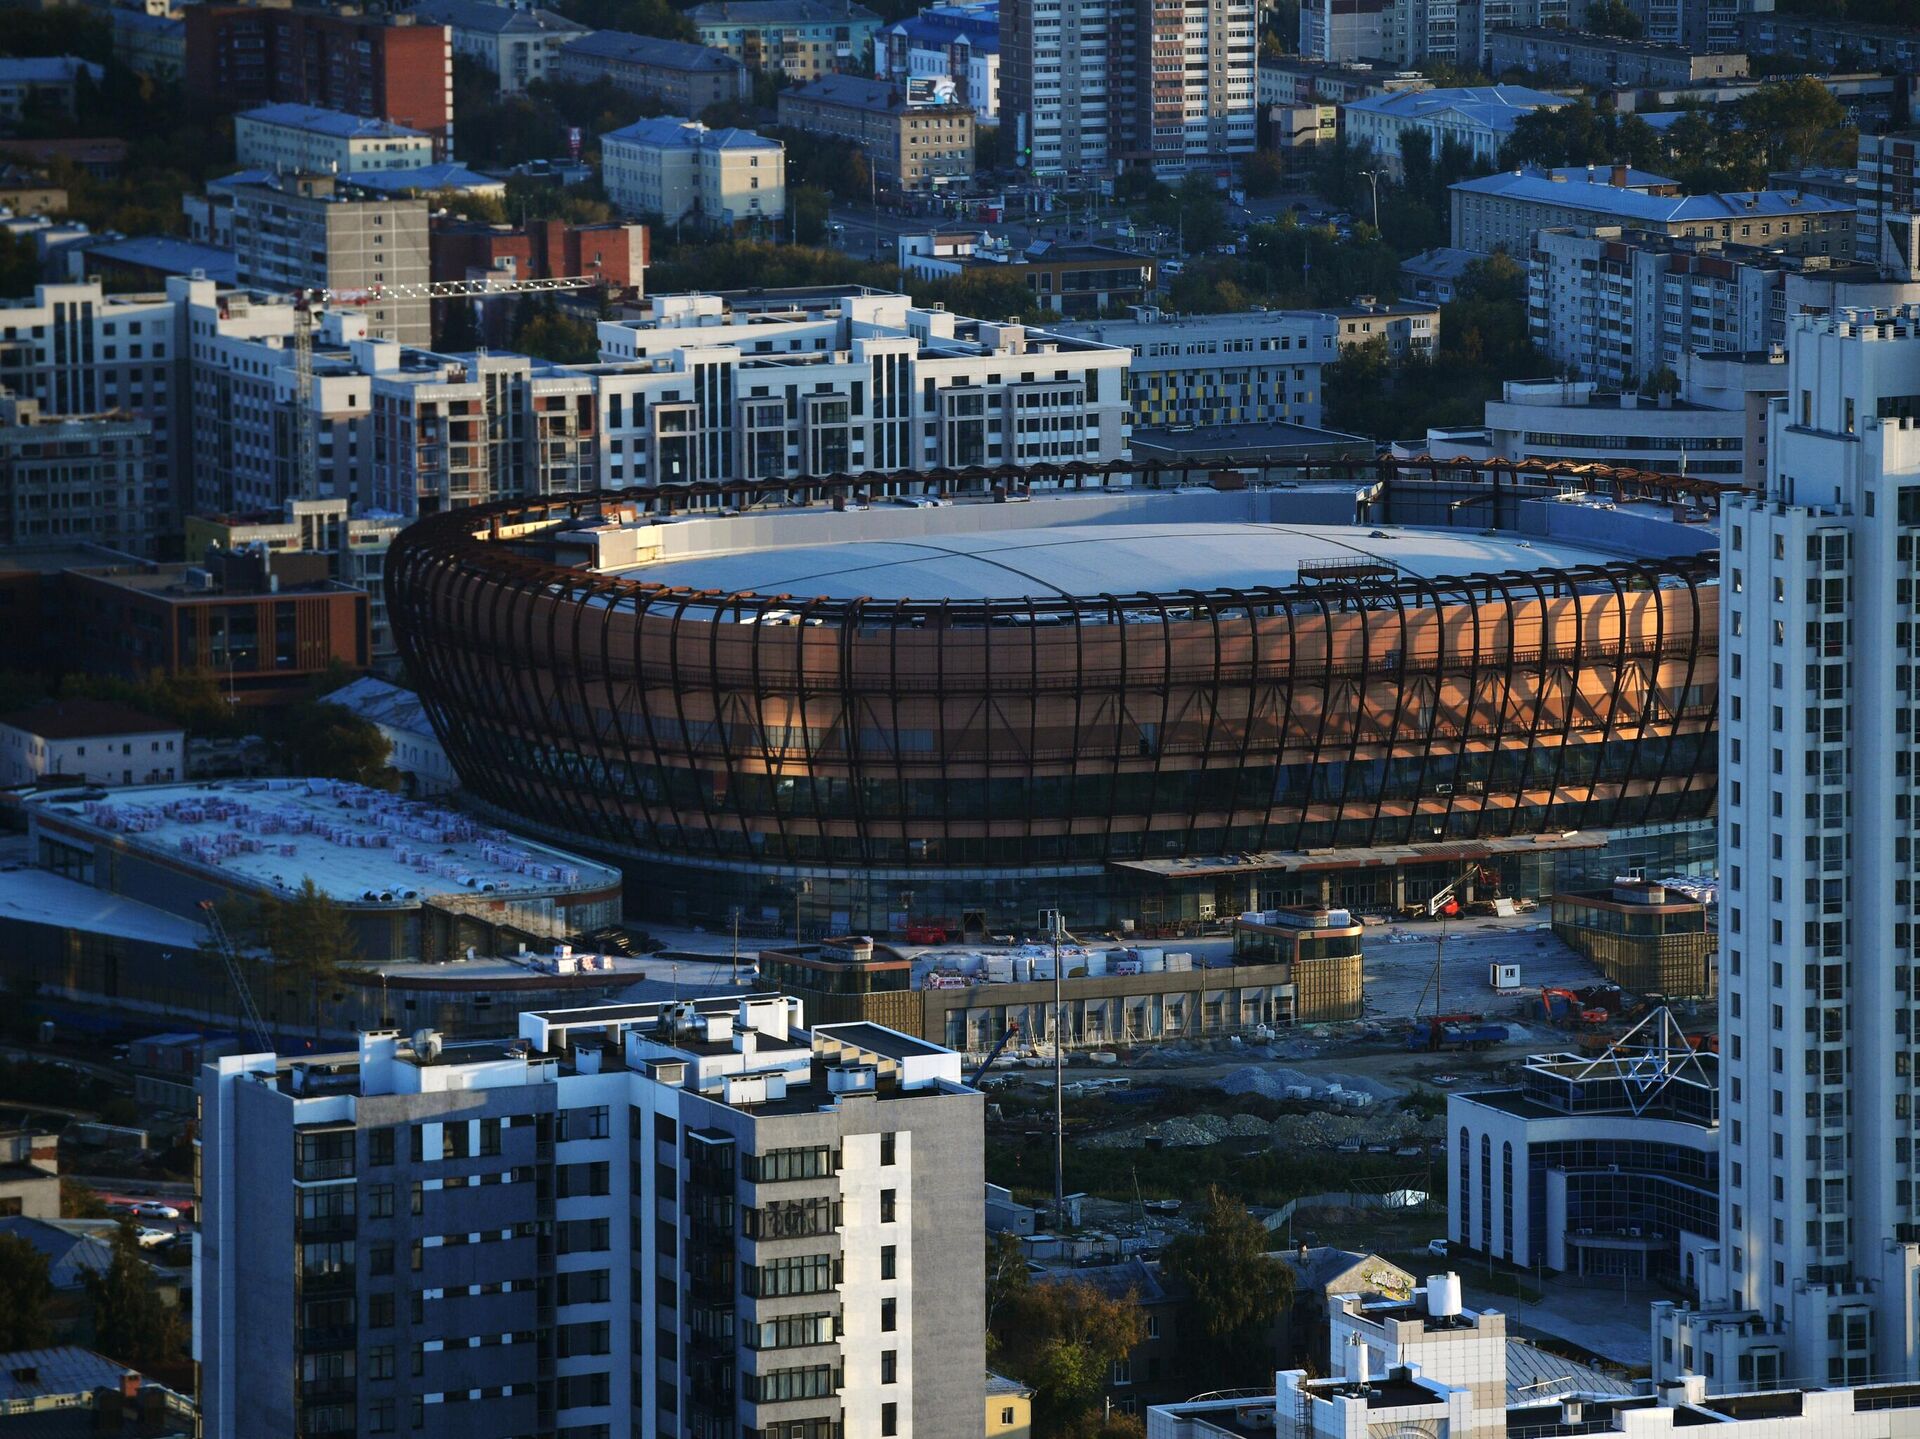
[389,460,1723,928]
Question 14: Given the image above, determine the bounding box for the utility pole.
[1045,906,1066,1231]
[1358,168,1382,232]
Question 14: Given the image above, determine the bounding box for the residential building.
[1256,54,1428,107]
[112,7,186,82]
[1450,166,1852,257]
[1488,26,1748,86]
[0,167,64,217]
[333,163,507,201]
[1003,0,1255,185]
[408,0,586,95]
[599,117,785,232]
[1448,1008,1719,1289]
[0,58,102,123]
[1769,166,1862,256]
[0,280,184,537]
[1327,295,1439,358]
[0,699,184,789]
[0,393,160,557]
[223,173,432,346]
[1273,1247,1416,1365]
[196,998,986,1439]
[183,5,453,157]
[986,1374,1031,1439]
[1397,245,1477,303]
[556,30,749,110]
[591,289,1130,484]
[1656,303,1920,1390]
[778,76,974,192]
[321,676,454,795]
[234,103,434,178]
[878,2,999,123]
[0,1347,196,1436]
[0,1129,58,1219]
[1676,345,1787,489]
[1267,102,1337,159]
[1739,10,1920,73]
[187,498,405,659]
[430,215,647,339]
[1053,306,1336,430]
[690,0,883,80]
[1342,85,1566,179]
[1299,0,1392,65]
[1616,0,1756,52]
[1300,0,1574,67]
[896,234,1154,316]
[74,235,238,289]
[1857,130,1920,282]
[0,138,126,181]
[60,549,369,703]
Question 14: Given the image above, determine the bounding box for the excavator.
[1540,985,1609,1028]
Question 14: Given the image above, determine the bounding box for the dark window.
[880,1132,897,1166]
[883,1402,898,1436]
[881,1297,896,1332]
[880,1189,896,1223]
[368,1127,395,1167]
[882,1349,897,1384]
[881,1245,897,1280]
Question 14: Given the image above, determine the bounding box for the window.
[559,1106,609,1141]
[558,1218,611,1254]
[557,1161,610,1198]
[881,1297,897,1332]
[881,1245,897,1280]
[881,1132,897,1166]
[882,1350,897,1384]
[744,1254,836,1297]
[880,1189,897,1223]
[1112,1359,1132,1386]
[368,1184,394,1219]
[556,1371,611,1407]
[557,1321,611,1357]
[368,1345,395,1380]
[368,1127,395,1167]
[745,1147,835,1182]
[368,1291,395,1328]
[557,1269,611,1305]
[883,1403,898,1436]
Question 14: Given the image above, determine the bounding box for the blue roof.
[84,235,237,283]
[239,102,427,141]
[888,11,999,53]
[408,0,584,36]
[0,56,103,84]
[1344,84,1567,134]
[563,29,743,73]
[1451,166,1857,223]
[602,115,781,151]
[344,163,506,194]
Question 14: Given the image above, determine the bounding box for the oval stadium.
[388,460,1724,932]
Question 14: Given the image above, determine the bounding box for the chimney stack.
[1612,164,1629,188]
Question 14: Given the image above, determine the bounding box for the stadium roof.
[237,102,427,141]
[626,520,1623,601]
[1452,167,1854,223]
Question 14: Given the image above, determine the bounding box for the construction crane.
[288,274,604,500]
[198,899,273,1056]
[968,1022,1020,1088]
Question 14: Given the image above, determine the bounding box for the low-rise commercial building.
[600,116,785,232]
[1053,306,1336,430]
[1397,246,1477,303]
[234,103,433,177]
[690,0,882,79]
[556,29,749,109]
[1488,26,1747,87]
[1484,379,1747,479]
[0,1129,60,1219]
[1451,165,1853,257]
[878,1,998,123]
[0,700,184,789]
[0,393,159,558]
[1267,102,1337,158]
[1551,876,1714,1000]
[112,8,186,82]
[197,998,986,1439]
[897,234,1153,316]
[1127,420,1372,467]
[778,76,973,192]
[1343,85,1566,179]
[408,0,586,95]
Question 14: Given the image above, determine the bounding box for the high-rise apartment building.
[223,174,432,347]
[1858,131,1920,283]
[1003,0,1253,184]
[1658,304,1920,1391]
[196,995,986,1439]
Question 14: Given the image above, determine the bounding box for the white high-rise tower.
[1658,305,1920,1390]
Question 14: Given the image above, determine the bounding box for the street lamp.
[1357,168,1383,233]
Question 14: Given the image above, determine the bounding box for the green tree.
[1162,1187,1293,1389]
[0,1233,54,1350]
[277,702,396,788]
[62,1177,111,1219]
[989,1266,1145,1434]
[1737,76,1854,174]
[252,879,360,1041]
[83,1222,185,1370]
[0,228,37,300]
[512,306,602,363]
[1585,0,1643,37]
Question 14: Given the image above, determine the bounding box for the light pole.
[1357,168,1382,233]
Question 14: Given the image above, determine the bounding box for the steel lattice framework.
[388,457,1722,884]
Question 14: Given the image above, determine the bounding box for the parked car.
[1427,1238,1451,1258]
[134,1226,173,1249]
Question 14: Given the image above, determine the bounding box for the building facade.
[407,0,586,96]
[1482,379,1748,479]
[777,77,975,192]
[878,2,999,124]
[1488,26,1748,86]
[1342,85,1566,179]
[234,104,435,178]
[1857,130,1920,283]
[600,117,786,232]
[689,0,883,80]
[0,393,159,557]
[556,31,750,110]
[183,5,453,156]
[0,699,184,788]
[1053,306,1336,429]
[196,998,985,1439]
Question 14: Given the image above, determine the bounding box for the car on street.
[120,1199,182,1220]
[1428,1238,1450,1257]
[134,1226,173,1249]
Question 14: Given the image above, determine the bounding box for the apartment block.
[1652,305,1920,1391]
[1858,131,1920,283]
[777,77,974,192]
[196,996,986,1439]
[1256,53,1427,106]
[1052,306,1335,430]
[1738,9,1920,71]
[689,0,883,80]
[556,31,749,110]
[590,289,1129,485]
[600,117,786,231]
[1489,26,1747,86]
[234,103,434,177]
[0,393,159,557]
[184,5,452,156]
[1615,0,1757,52]
[223,174,432,346]
[878,2,999,123]
[408,0,586,96]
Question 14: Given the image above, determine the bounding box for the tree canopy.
[1162,1187,1293,1390]
[0,1234,54,1351]
[277,702,395,789]
[83,1222,186,1370]
[986,1236,1147,1436]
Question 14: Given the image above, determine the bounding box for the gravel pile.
[1084,1107,1443,1151]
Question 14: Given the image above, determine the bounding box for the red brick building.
[184,5,453,157]
[430,217,648,343]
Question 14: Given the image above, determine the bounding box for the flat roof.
[0,699,179,739]
[625,521,1621,602]
[26,779,620,906]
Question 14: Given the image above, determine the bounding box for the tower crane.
[288,274,605,501]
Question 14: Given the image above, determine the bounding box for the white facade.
[321,676,455,795]
[600,116,786,230]
[408,0,586,95]
[1683,305,1920,1390]
[233,104,435,176]
[1483,379,1748,478]
[1342,85,1565,179]
[0,712,184,788]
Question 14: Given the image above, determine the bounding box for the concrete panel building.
[690,0,882,80]
[0,393,159,557]
[777,76,973,192]
[1488,26,1747,87]
[196,997,985,1439]
[408,0,586,95]
[556,30,749,109]
[878,2,999,124]
[234,103,434,177]
[600,116,786,232]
